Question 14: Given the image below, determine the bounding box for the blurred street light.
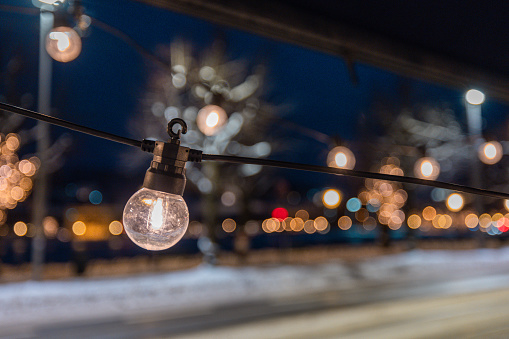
[196,104,227,136]
[322,188,341,209]
[46,26,82,62]
[33,0,65,7]
[31,0,85,279]
[327,146,355,169]
[465,88,485,246]
[414,157,440,180]
[478,140,503,165]
[465,89,485,105]
[446,193,464,212]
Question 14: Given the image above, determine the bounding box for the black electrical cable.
[0,102,142,148]
[201,154,509,200]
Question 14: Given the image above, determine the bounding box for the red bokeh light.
[272,207,288,221]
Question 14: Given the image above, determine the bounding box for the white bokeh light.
[327,146,355,169]
[322,188,341,209]
[478,141,503,165]
[446,193,464,212]
[196,105,227,136]
[45,26,81,62]
[414,157,440,180]
[465,89,485,105]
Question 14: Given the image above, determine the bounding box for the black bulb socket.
[142,140,191,196]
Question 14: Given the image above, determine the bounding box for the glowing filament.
[150,198,164,230]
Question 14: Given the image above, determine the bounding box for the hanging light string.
[1,101,508,200]
[201,154,509,200]
[0,102,142,148]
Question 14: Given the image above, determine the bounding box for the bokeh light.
[272,207,289,221]
[479,213,492,229]
[407,214,421,229]
[222,218,236,233]
[290,217,304,232]
[72,221,86,236]
[221,191,236,207]
[322,189,341,209]
[89,190,103,205]
[478,141,503,165]
[346,197,361,212]
[355,208,369,222]
[465,89,485,105]
[327,146,355,169]
[363,217,377,231]
[414,157,440,180]
[13,221,27,236]
[303,220,316,234]
[446,193,464,212]
[196,105,227,136]
[465,213,479,229]
[423,206,437,221]
[109,221,123,235]
[314,216,328,231]
[295,209,309,221]
[46,26,82,62]
[338,216,352,230]
[43,216,59,238]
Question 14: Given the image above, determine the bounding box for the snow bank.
[1,247,509,332]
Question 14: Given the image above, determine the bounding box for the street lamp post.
[31,7,54,280]
[465,89,485,246]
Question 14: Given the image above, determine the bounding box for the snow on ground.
[1,247,509,332]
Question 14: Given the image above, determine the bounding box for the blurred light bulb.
[38,0,65,4]
[446,193,464,212]
[414,157,440,180]
[123,188,189,250]
[465,89,485,105]
[478,141,503,165]
[196,105,227,136]
[46,26,82,62]
[322,188,341,209]
[327,146,355,169]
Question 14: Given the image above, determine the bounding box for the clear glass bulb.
[45,26,82,62]
[123,188,189,250]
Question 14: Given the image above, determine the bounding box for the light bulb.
[414,157,440,180]
[465,89,485,105]
[123,122,201,251]
[322,188,341,209]
[196,104,227,136]
[478,141,503,165]
[45,26,82,62]
[446,193,464,212]
[123,188,189,250]
[327,146,355,169]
